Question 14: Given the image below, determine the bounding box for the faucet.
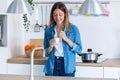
[30,47,43,80]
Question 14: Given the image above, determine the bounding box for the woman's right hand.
[49,39,56,48]
[46,39,56,54]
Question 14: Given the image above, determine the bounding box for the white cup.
[55,37,60,44]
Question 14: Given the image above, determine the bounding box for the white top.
[54,27,64,57]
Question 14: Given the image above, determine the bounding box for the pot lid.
[82,48,97,54]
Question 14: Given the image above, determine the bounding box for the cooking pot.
[79,49,102,63]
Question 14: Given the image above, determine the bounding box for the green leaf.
[23,0,34,32]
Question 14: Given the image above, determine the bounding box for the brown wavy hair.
[49,2,70,31]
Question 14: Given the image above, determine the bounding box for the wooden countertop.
[0,74,116,80]
[7,56,120,67]
[7,56,48,65]
[76,58,120,67]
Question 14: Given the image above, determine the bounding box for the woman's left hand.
[59,31,68,41]
[59,31,74,48]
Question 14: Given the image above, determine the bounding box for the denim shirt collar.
[51,25,66,37]
[50,24,72,38]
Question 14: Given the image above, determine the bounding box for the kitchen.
[0,0,120,80]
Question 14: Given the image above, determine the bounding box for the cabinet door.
[75,66,103,78]
[7,63,45,75]
[0,61,7,74]
[104,67,120,79]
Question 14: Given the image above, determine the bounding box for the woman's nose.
[56,15,60,20]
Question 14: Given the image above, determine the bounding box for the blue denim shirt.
[43,23,82,75]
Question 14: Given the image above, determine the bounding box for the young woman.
[43,2,82,77]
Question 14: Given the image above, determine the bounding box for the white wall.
[69,2,120,58]
[0,0,7,14]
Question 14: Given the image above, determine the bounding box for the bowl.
[25,49,43,58]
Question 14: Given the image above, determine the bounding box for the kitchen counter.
[7,56,48,64]
[7,56,120,67]
[76,58,120,67]
[0,74,116,80]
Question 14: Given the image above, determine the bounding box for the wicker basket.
[25,49,43,58]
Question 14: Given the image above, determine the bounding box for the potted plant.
[23,0,34,32]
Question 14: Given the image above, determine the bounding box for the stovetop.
[76,57,108,63]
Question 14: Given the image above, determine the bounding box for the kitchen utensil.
[34,20,40,32]
[79,49,102,63]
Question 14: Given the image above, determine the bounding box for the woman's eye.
[59,14,62,16]
[53,13,63,17]
[53,14,58,17]
[53,14,56,16]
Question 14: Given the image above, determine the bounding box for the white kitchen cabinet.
[75,66,104,78]
[104,67,120,79]
[0,61,7,74]
[7,63,45,76]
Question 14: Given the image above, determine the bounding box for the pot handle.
[78,54,82,56]
[98,54,102,57]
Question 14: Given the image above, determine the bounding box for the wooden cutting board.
[30,39,44,47]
